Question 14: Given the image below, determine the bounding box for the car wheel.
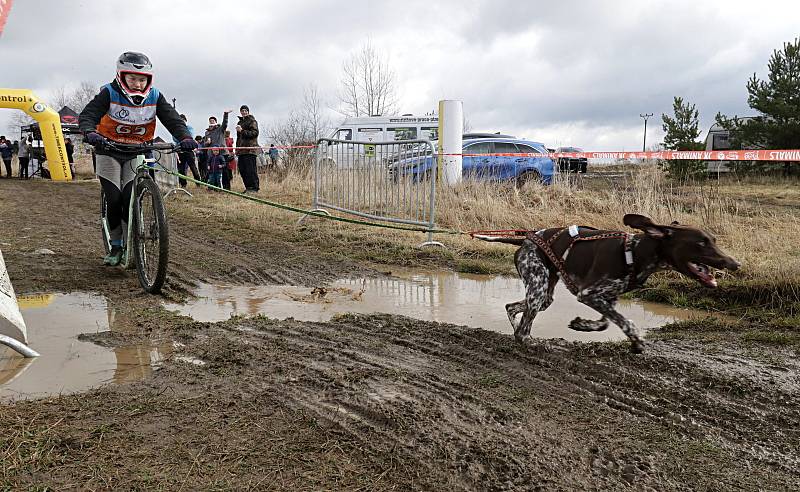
[414,169,432,184]
[516,170,541,188]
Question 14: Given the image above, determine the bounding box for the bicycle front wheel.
[100,189,111,254]
[133,178,169,294]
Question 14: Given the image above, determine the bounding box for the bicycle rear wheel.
[133,178,169,294]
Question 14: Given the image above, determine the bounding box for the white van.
[325,115,439,167]
[329,115,439,143]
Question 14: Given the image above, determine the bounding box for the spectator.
[204,111,231,189]
[18,136,31,179]
[195,135,208,182]
[268,144,279,169]
[0,136,13,178]
[65,137,76,176]
[224,129,236,188]
[206,147,227,189]
[173,114,201,187]
[235,105,260,193]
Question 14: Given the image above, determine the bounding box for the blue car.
[390,135,554,185]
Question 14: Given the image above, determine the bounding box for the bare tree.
[301,83,330,142]
[337,42,399,117]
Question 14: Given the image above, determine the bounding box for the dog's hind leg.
[512,248,551,343]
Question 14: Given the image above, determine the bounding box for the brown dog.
[478,214,740,353]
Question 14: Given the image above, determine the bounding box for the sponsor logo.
[30,102,45,113]
[768,150,800,161]
[61,115,78,124]
[0,94,28,103]
[114,108,130,119]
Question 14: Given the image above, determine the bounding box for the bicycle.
[98,141,176,294]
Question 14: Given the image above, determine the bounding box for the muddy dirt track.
[1,179,799,490]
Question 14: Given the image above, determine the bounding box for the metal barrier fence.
[307,138,441,247]
[150,152,188,198]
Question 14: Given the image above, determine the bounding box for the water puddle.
[165,269,707,342]
[1,293,171,400]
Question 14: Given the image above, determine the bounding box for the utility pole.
[639,113,653,152]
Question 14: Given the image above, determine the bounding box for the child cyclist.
[79,52,197,266]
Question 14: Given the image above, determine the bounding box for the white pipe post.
[437,100,463,185]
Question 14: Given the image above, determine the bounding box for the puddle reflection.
[165,270,706,342]
[1,293,171,400]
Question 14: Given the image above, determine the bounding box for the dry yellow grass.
[176,164,799,287]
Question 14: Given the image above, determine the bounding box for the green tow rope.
[155,167,464,236]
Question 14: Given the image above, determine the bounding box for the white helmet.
[115,52,153,105]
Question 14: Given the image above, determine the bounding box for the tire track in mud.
[554,342,800,473]
[185,313,799,489]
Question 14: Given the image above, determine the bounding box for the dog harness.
[525,226,636,294]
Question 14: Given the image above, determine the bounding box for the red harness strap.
[526,228,636,294]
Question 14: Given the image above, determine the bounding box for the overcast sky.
[1,0,798,150]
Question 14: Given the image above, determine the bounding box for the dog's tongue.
[690,263,717,287]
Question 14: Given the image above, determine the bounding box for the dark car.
[556,146,587,173]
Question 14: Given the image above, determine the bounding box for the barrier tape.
[206,145,800,161]
[196,144,315,152]
[0,0,13,37]
[438,149,800,161]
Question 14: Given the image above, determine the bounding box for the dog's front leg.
[505,300,526,330]
[577,294,645,354]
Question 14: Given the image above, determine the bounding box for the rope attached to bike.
[153,167,465,236]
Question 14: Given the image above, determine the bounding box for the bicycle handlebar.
[99,141,178,153]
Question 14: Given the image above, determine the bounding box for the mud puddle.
[166,269,707,342]
[0,293,171,400]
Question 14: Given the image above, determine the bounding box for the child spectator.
[195,135,208,182]
[268,144,279,169]
[206,148,227,189]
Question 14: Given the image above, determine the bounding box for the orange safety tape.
[438,149,800,161]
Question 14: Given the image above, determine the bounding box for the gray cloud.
[1,0,797,150]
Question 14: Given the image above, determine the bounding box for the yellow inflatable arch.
[0,88,71,180]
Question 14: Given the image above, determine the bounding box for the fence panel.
[309,138,440,246]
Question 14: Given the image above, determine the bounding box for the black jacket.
[235,114,259,156]
[79,80,190,159]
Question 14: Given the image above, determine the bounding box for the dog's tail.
[472,234,526,246]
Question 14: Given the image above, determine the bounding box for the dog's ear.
[623,214,670,238]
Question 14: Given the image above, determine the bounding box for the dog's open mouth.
[688,262,717,287]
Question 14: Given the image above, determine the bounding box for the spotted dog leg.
[568,316,610,332]
[576,282,645,353]
[505,300,526,331]
[508,244,551,343]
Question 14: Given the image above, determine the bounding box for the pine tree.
[660,96,705,179]
[716,37,800,175]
